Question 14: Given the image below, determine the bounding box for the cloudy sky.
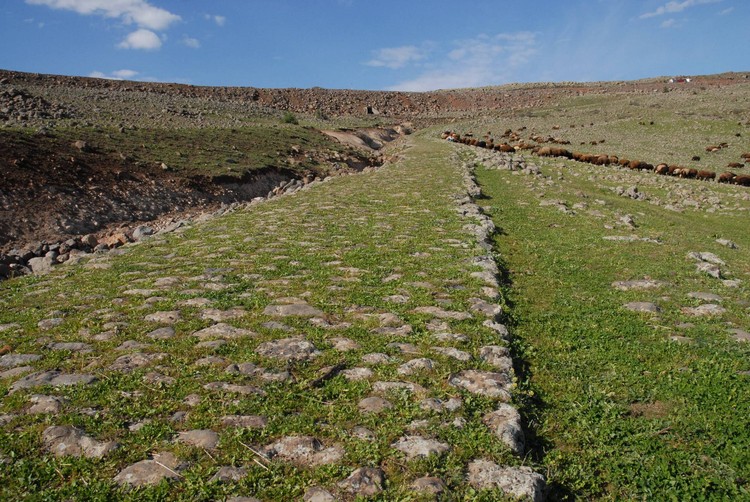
[1,0,748,91]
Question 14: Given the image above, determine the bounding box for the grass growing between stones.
[0,137,531,499]
[472,143,750,500]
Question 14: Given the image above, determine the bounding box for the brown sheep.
[696,170,716,181]
[705,145,720,152]
[499,143,514,153]
[718,172,736,183]
[476,140,487,148]
[655,163,670,175]
[735,174,750,186]
[619,158,630,167]
[692,155,701,161]
[537,146,552,156]
[727,162,744,168]
[668,165,682,176]
[680,168,698,179]
[741,152,750,159]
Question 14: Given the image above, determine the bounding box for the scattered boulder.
[42,425,117,458]
[467,460,546,502]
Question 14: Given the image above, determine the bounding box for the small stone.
[687,292,723,302]
[729,329,750,343]
[483,403,525,456]
[358,396,393,413]
[263,303,325,317]
[623,302,660,313]
[411,476,447,495]
[38,318,64,330]
[203,382,265,395]
[338,467,385,496]
[681,304,726,316]
[263,436,344,466]
[28,395,66,414]
[11,370,97,393]
[144,311,181,324]
[256,337,320,361]
[716,238,738,249]
[432,346,471,361]
[696,262,722,279]
[341,367,373,381]
[43,425,118,458]
[467,460,546,502]
[192,323,255,340]
[669,335,694,344]
[210,466,247,483]
[177,429,219,449]
[688,251,725,265]
[362,353,391,365]
[612,279,668,291]
[372,381,427,395]
[330,337,360,351]
[116,340,150,351]
[113,451,185,487]
[392,435,451,460]
[199,308,246,322]
[397,358,436,375]
[220,415,268,428]
[470,298,503,320]
[0,353,41,368]
[412,306,472,320]
[449,370,511,400]
[303,486,336,502]
[109,352,167,372]
[351,426,375,440]
[47,342,93,353]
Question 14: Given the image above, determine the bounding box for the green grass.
[470,138,750,499]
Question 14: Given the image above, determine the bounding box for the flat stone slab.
[177,429,219,449]
[220,415,268,429]
[329,337,360,351]
[681,304,726,316]
[109,352,168,372]
[0,354,41,368]
[729,329,750,343]
[263,436,344,467]
[38,318,64,330]
[263,303,325,317]
[412,306,472,320]
[144,311,181,324]
[47,342,93,353]
[411,476,447,495]
[192,323,255,340]
[255,337,320,361]
[28,394,66,414]
[612,279,668,291]
[113,451,186,487]
[432,346,472,361]
[688,251,725,265]
[358,396,393,413]
[391,435,450,460]
[696,262,722,279]
[43,425,118,459]
[479,345,512,371]
[303,486,336,501]
[372,381,427,395]
[483,403,525,456]
[687,292,723,302]
[210,466,247,484]
[397,358,436,375]
[467,460,546,502]
[449,370,511,400]
[338,467,385,497]
[11,370,97,393]
[203,382,266,395]
[199,308,246,322]
[623,302,660,313]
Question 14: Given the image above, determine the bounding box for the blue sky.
[1,0,748,91]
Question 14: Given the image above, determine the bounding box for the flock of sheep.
[443,130,750,186]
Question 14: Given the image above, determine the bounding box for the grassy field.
[453,98,750,499]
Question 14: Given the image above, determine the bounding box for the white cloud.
[366,46,425,69]
[387,32,538,91]
[182,36,201,48]
[88,69,139,80]
[640,0,722,19]
[118,28,162,50]
[719,7,734,14]
[205,14,226,26]
[26,0,181,30]
[660,18,678,28]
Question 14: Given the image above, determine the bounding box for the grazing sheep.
[655,163,670,175]
[668,165,682,176]
[696,170,716,181]
[734,174,750,186]
[679,168,698,179]
[727,162,744,168]
[741,152,750,159]
[619,158,630,167]
[499,143,514,152]
[692,155,701,161]
[718,172,736,183]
